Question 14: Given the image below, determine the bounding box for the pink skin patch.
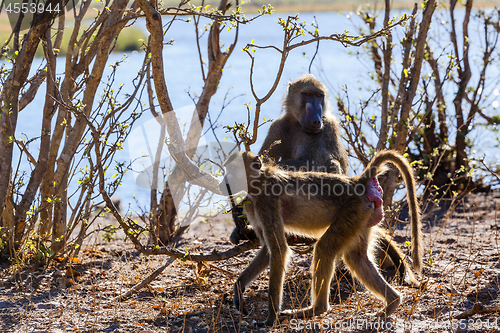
[366,177,384,227]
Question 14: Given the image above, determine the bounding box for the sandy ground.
[1,191,500,332]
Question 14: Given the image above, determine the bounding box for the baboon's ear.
[251,156,262,170]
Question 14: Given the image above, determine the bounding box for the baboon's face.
[299,88,325,134]
[287,78,327,134]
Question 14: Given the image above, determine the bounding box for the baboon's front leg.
[234,246,270,315]
[343,240,400,317]
[262,227,290,326]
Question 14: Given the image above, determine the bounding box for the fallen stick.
[114,256,176,302]
[454,302,500,320]
[113,241,259,301]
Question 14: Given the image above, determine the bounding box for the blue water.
[8,8,500,215]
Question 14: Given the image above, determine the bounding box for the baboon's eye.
[304,92,312,97]
[316,93,323,98]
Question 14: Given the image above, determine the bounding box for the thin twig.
[114,257,176,301]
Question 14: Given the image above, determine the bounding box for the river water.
[9,8,500,216]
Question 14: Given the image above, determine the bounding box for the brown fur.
[220,150,422,326]
[242,75,420,285]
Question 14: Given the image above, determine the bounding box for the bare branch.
[135,0,222,194]
[395,0,435,152]
[19,70,47,111]
[376,0,394,151]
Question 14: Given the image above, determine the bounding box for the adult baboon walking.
[220,150,422,326]
[230,74,419,285]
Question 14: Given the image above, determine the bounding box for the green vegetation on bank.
[0,17,145,57]
[161,0,499,12]
[1,0,497,53]
[161,0,417,11]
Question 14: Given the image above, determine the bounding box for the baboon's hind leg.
[376,228,421,288]
[234,246,270,315]
[344,240,400,317]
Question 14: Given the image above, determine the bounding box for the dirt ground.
[1,191,500,332]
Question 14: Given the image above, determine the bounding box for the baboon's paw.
[404,275,422,288]
[281,305,328,319]
[400,271,428,289]
[233,294,248,315]
[233,282,249,316]
[377,296,400,318]
[386,298,400,316]
[234,301,248,316]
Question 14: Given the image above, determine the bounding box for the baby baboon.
[220,150,422,326]
[230,74,420,287]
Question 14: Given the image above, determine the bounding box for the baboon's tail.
[360,150,423,274]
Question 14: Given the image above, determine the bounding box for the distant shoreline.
[1,1,497,38]
[243,1,498,13]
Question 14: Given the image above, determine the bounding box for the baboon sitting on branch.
[220,150,422,326]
